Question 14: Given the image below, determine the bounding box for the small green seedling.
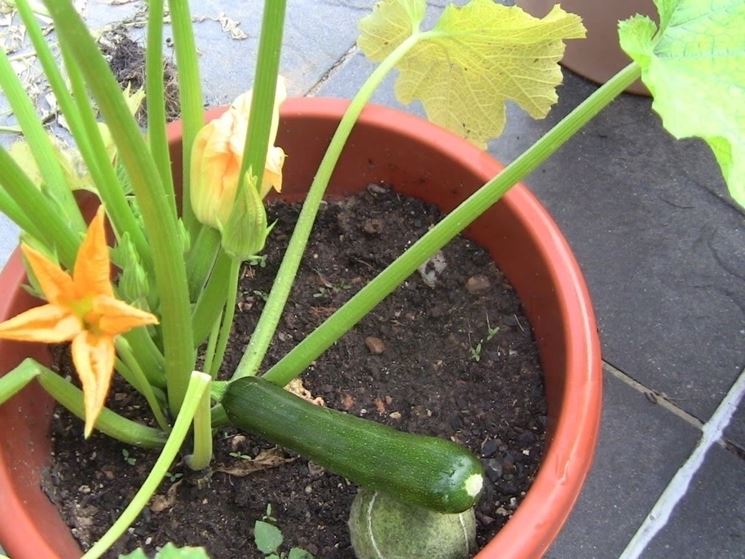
[122,448,137,466]
[165,471,183,483]
[248,254,268,268]
[253,290,269,302]
[253,504,315,559]
[469,316,500,362]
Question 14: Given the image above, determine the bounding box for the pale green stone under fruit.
[348,488,477,559]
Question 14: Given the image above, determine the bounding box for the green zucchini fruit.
[222,376,484,514]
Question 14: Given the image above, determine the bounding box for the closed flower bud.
[190,77,287,230]
[116,234,149,306]
[220,171,272,260]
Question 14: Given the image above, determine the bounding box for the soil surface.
[43,186,547,558]
[100,29,181,124]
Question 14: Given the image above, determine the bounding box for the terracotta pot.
[519,0,655,95]
[0,98,602,558]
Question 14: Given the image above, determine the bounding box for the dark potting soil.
[42,186,547,558]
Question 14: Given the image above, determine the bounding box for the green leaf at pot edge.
[288,548,316,559]
[358,0,586,147]
[254,520,284,554]
[619,0,745,206]
[119,542,210,558]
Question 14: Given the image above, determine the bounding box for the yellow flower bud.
[190,77,287,230]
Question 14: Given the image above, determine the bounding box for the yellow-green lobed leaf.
[358,0,586,147]
[358,0,426,61]
[619,0,745,206]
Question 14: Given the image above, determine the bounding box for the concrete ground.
[1,1,744,558]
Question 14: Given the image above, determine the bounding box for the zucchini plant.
[0,0,742,557]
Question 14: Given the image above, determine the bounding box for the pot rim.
[0,97,601,559]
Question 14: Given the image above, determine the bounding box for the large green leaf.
[619,0,745,205]
[358,0,585,147]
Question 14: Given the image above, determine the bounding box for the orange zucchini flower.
[0,208,158,436]
[190,77,287,230]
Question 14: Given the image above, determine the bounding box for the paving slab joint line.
[304,43,358,97]
[604,361,745,460]
[618,364,745,559]
[603,361,704,430]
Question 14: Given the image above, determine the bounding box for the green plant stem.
[0,45,85,234]
[236,0,287,188]
[192,250,232,346]
[146,0,176,216]
[115,338,170,431]
[0,145,79,267]
[168,0,204,235]
[22,0,151,269]
[202,311,222,375]
[14,0,86,156]
[210,403,228,427]
[0,359,39,405]
[263,62,642,387]
[60,48,153,269]
[0,186,45,241]
[45,0,196,414]
[123,328,165,386]
[82,372,211,559]
[233,33,422,379]
[186,226,221,301]
[113,357,168,430]
[29,359,167,447]
[184,387,213,470]
[209,259,241,378]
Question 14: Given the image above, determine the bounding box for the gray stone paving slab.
[318,50,745,425]
[142,0,369,105]
[15,0,369,106]
[487,74,745,427]
[641,443,745,558]
[546,368,700,559]
[0,215,19,269]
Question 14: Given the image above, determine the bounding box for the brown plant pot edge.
[0,97,602,559]
[518,0,655,96]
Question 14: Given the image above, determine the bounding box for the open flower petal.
[72,331,116,437]
[0,304,81,343]
[73,207,114,298]
[91,295,159,337]
[190,77,287,230]
[21,244,75,306]
[260,146,286,197]
[2,207,158,437]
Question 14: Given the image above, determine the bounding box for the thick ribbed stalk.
[146,0,177,215]
[45,0,195,413]
[0,46,84,234]
[168,0,204,234]
[61,48,153,269]
[0,146,79,267]
[236,0,287,187]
